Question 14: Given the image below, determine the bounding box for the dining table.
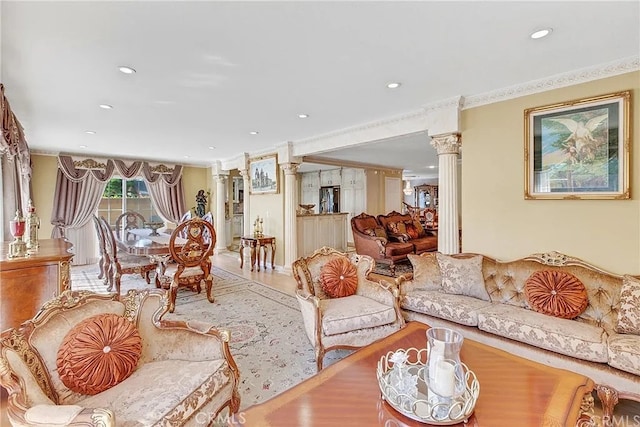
[116,228,187,278]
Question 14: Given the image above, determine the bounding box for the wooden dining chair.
[115,211,146,242]
[92,215,110,286]
[202,211,214,244]
[98,216,157,295]
[160,217,216,312]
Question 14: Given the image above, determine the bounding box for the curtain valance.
[1,84,31,178]
[57,155,183,187]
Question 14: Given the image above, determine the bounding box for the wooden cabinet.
[341,168,366,245]
[300,172,320,213]
[0,238,74,331]
[297,213,347,257]
[320,169,341,186]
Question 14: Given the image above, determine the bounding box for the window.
[98,177,159,226]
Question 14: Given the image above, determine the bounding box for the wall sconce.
[403,180,413,196]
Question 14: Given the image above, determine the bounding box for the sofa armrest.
[21,405,115,427]
[295,290,321,345]
[356,278,397,308]
[140,318,231,363]
[352,229,388,257]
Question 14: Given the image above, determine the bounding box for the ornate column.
[239,168,251,238]
[430,133,461,254]
[281,162,300,272]
[214,173,228,252]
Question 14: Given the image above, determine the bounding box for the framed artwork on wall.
[524,90,630,200]
[249,154,279,195]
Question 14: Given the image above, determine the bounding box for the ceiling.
[2,1,639,179]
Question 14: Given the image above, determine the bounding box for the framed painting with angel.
[524,90,630,200]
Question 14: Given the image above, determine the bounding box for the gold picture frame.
[524,90,630,200]
[249,154,279,195]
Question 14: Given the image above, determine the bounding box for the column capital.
[239,169,250,179]
[213,174,228,184]
[280,162,300,175]
[430,133,461,155]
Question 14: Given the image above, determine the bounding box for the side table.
[240,235,276,271]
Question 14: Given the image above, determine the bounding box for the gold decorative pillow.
[524,271,588,319]
[616,275,640,335]
[407,253,442,291]
[363,227,387,238]
[57,313,142,395]
[436,253,490,301]
[413,220,426,237]
[320,257,358,298]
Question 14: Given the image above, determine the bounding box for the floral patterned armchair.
[292,247,405,371]
[0,289,240,426]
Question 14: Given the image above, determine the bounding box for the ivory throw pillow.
[616,275,640,335]
[436,253,490,301]
[407,253,442,291]
[57,313,142,395]
[320,257,359,298]
[524,271,588,319]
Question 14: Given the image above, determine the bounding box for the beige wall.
[461,71,640,274]
[247,167,284,265]
[181,165,209,215]
[365,168,403,215]
[31,154,58,238]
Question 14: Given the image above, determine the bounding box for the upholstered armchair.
[0,289,240,426]
[292,246,405,371]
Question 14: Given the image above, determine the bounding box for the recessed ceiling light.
[118,66,136,74]
[99,104,113,110]
[530,28,552,39]
[428,165,436,169]
[249,131,259,135]
[297,114,309,119]
[84,130,96,135]
[208,146,216,150]
[79,145,87,149]
[184,155,190,159]
[387,82,401,89]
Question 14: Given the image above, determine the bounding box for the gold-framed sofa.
[0,289,240,426]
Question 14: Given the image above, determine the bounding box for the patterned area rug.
[371,260,413,278]
[71,265,351,410]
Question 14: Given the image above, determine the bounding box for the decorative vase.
[425,327,465,420]
[8,210,28,258]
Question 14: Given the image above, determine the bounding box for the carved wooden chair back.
[202,211,214,244]
[164,217,217,312]
[115,211,146,241]
[177,210,193,239]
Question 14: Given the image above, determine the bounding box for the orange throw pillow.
[525,271,588,319]
[320,257,358,298]
[57,313,142,395]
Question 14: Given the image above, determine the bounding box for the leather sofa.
[351,211,437,274]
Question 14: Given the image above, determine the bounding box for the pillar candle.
[433,360,455,397]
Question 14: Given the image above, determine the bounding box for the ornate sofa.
[398,251,640,403]
[351,211,437,273]
[0,289,240,426]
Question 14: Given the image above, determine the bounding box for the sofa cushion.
[477,304,608,363]
[78,359,229,426]
[320,295,396,336]
[411,236,438,253]
[616,275,640,335]
[437,253,490,301]
[384,241,414,257]
[407,253,441,291]
[320,257,358,298]
[363,227,387,238]
[607,333,640,376]
[524,270,588,319]
[401,290,492,326]
[405,221,420,239]
[57,313,142,395]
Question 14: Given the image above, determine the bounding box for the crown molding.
[463,55,640,109]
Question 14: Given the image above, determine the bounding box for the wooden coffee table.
[233,322,594,426]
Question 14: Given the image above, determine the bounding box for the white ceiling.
[2,1,639,178]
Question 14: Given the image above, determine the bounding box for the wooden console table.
[0,238,74,331]
[239,235,275,272]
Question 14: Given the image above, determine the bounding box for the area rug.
[71,265,351,410]
[371,260,413,278]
